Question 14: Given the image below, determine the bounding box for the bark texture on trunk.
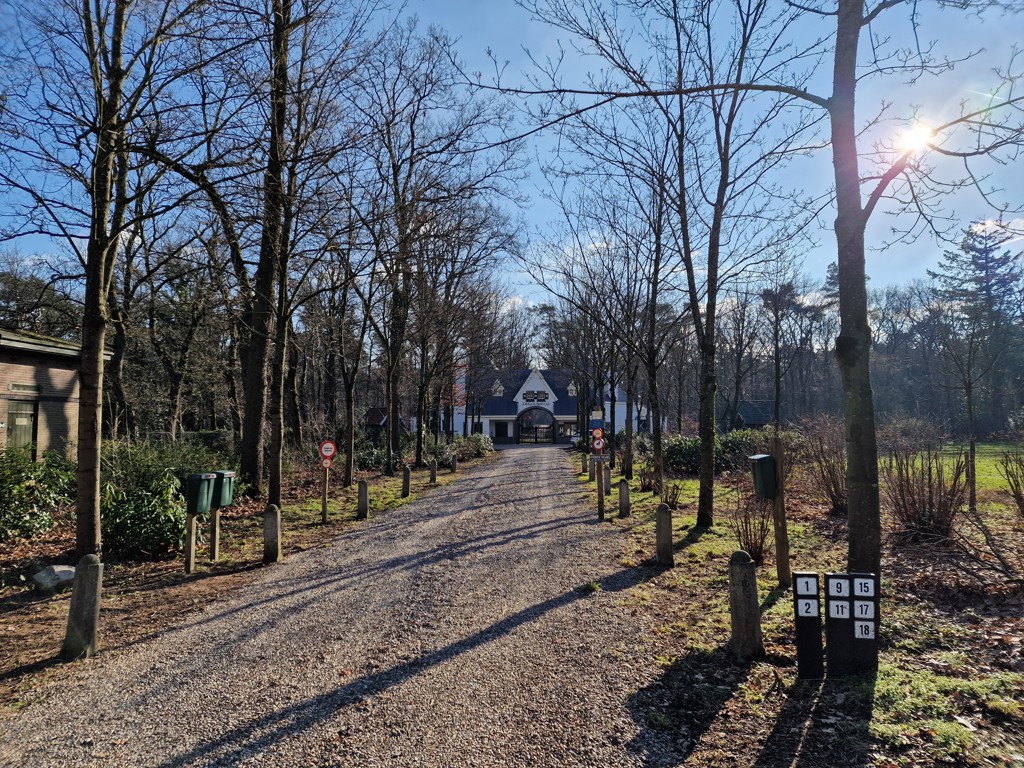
[833,0,881,575]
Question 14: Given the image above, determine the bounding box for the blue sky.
[414,0,1024,297]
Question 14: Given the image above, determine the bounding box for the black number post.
[792,571,824,679]
[825,572,879,677]
[849,573,880,675]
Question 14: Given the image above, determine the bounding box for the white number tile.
[797,599,819,617]
[855,621,876,639]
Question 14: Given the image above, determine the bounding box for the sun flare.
[898,123,934,154]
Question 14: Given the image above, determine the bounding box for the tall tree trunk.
[240,0,291,497]
[107,317,132,437]
[285,338,302,447]
[608,368,617,469]
[343,381,356,487]
[696,342,716,527]
[833,0,881,575]
[624,371,635,480]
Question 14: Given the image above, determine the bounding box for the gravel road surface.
[0,447,674,767]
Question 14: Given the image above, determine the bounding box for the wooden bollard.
[588,456,596,481]
[580,452,587,475]
[357,479,369,520]
[604,464,612,495]
[618,479,631,518]
[430,459,437,484]
[656,503,674,567]
[402,466,411,498]
[597,478,605,520]
[729,550,765,661]
[184,514,198,574]
[451,456,458,474]
[263,503,283,564]
[210,510,221,561]
[61,554,103,659]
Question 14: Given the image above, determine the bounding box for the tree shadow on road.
[625,645,751,766]
[752,674,876,768]
[155,566,653,768]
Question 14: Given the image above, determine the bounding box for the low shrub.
[455,433,493,460]
[355,445,404,471]
[100,439,233,559]
[0,448,75,541]
[881,447,965,543]
[718,429,763,471]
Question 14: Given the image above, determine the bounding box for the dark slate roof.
[479,369,580,418]
[363,407,388,426]
[736,400,777,426]
[541,368,579,416]
[480,370,529,417]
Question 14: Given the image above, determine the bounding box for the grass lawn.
[575,446,1024,767]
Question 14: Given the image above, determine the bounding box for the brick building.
[0,329,84,458]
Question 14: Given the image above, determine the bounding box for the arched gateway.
[517,407,555,444]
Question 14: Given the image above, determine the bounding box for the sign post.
[319,441,337,524]
[825,572,879,677]
[792,572,824,679]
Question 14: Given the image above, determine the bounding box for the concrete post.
[61,554,103,659]
[597,479,605,520]
[604,464,612,495]
[729,550,765,661]
[656,503,674,567]
[184,514,198,574]
[210,510,221,561]
[263,504,283,564]
[618,479,631,518]
[580,452,587,475]
[451,456,458,474]
[588,456,596,481]
[357,479,369,520]
[430,460,437,484]
[402,465,411,498]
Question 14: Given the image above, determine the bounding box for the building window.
[492,380,504,397]
[523,390,548,402]
[567,382,577,397]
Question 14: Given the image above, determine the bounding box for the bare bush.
[881,448,966,543]
[661,481,682,510]
[878,417,945,454]
[997,450,1024,520]
[725,491,773,566]
[801,414,847,515]
[638,465,660,494]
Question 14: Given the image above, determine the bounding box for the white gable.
[513,368,558,411]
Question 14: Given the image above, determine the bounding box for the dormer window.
[492,380,504,397]
[567,381,577,397]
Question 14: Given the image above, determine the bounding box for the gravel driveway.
[0,447,672,767]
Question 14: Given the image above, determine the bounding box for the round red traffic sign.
[319,440,337,459]
[321,457,333,469]
[593,438,606,451]
[591,428,604,440]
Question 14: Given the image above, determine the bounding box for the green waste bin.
[749,454,778,500]
[211,470,236,509]
[186,473,217,516]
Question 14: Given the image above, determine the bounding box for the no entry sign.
[319,440,337,460]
